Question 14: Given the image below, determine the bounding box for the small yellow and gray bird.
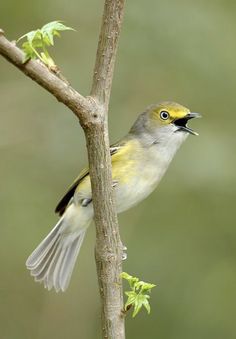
[26,101,200,292]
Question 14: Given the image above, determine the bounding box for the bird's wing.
[55,167,89,216]
[55,144,123,216]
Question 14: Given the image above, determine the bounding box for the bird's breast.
[113,145,169,213]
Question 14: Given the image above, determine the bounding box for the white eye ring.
[160,110,169,120]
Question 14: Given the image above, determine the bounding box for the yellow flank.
[75,138,141,195]
[111,138,141,184]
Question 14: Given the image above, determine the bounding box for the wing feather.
[55,168,89,216]
[55,144,123,216]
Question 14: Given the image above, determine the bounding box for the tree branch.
[0,0,126,337]
[0,29,94,124]
[91,0,125,108]
[88,1,126,338]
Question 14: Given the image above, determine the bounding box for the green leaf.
[41,21,75,46]
[17,20,75,68]
[21,41,38,62]
[136,281,156,293]
[120,272,133,281]
[18,29,41,44]
[121,272,156,318]
[120,272,139,290]
[124,291,137,309]
[142,297,151,314]
[132,294,150,318]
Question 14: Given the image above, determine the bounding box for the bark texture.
[89,1,125,338]
[0,1,126,337]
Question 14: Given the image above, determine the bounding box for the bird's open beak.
[174,112,201,136]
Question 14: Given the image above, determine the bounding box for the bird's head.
[130,101,200,146]
[148,101,200,136]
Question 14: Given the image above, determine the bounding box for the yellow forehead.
[150,101,190,122]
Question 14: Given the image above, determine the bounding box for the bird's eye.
[160,111,169,120]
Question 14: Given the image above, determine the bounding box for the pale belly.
[114,162,165,213]
[115,179,156,213]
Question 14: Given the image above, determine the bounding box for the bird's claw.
[122,244,127,260]
[112,180,118,188]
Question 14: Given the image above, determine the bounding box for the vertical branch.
[88,1,126,338]
[0,0,126,337]
[91,0,125,108]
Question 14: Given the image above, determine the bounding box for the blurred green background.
[0,0,236,338]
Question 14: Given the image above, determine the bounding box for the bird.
[26,101,200,292]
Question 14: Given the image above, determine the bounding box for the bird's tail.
[26,204,92,292]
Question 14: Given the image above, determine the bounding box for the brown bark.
[89,1,125,338]
[0,0,126,337]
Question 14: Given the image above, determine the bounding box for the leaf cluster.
[17,21,75,69]
[121,272,156,318]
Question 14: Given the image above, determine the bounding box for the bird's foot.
[122,245,127,261]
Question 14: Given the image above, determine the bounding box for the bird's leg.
[122,244,127,260]
[112,180,118,188]
[81,198,92,207]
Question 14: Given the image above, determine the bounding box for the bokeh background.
[1,0,236,338]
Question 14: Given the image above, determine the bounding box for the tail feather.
[31,239,60,280]
[26,206,91,292]
[26,220,62,269]
[58,233,86,291]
